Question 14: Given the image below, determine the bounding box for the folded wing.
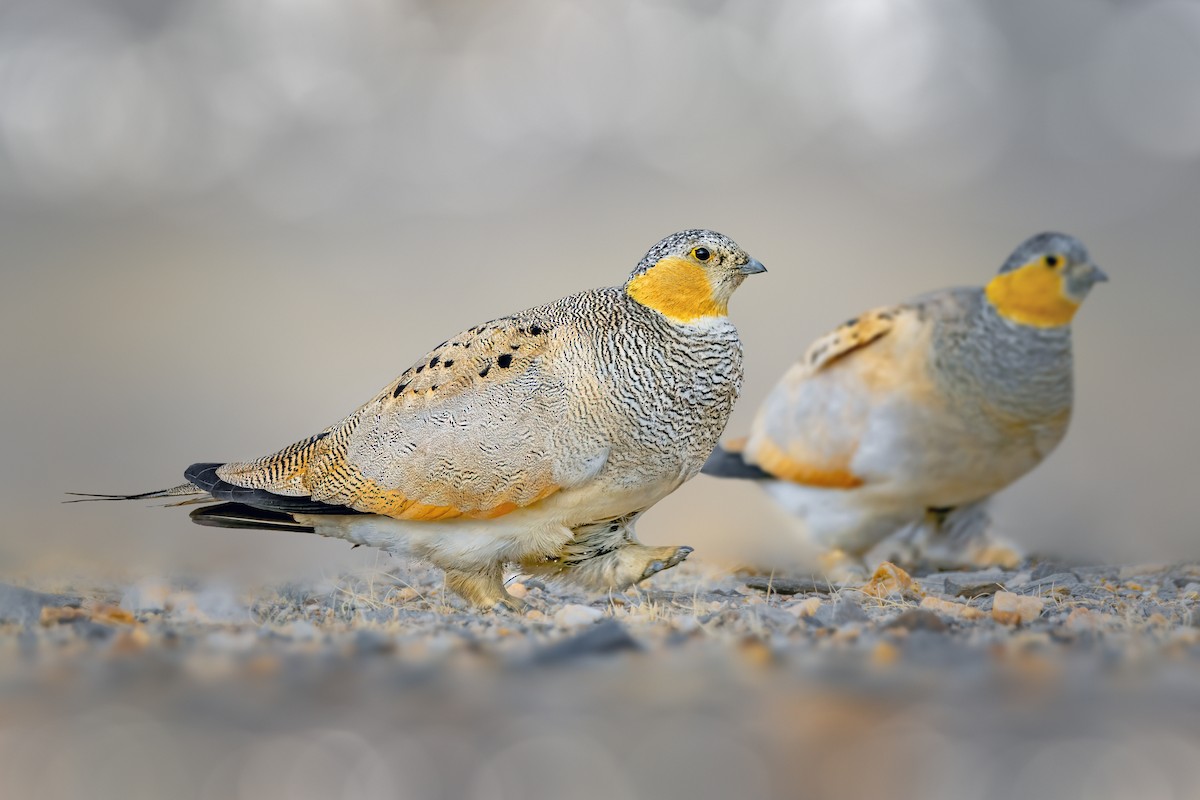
[210,313,599,521]
[741,306,911,488]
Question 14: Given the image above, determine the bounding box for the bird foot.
[639,545,693,581]
[444,566,527,612]
[490,595,529,614]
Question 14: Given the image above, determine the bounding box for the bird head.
[626,229,766,323]
[985,232,1107,327]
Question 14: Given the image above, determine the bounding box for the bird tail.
[189,502,315,533]
[701,442,773,480]
[64,483,209,504]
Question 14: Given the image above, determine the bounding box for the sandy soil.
[2,559,1199,800]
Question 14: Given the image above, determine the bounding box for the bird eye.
[1045,255,1059,268]
[692,247,711,262]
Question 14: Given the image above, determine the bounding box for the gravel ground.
[3,559,1200,800]
[6,558,1197,667]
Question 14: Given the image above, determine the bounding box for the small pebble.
[946,578,1006,599]
[885,609,948,633]
[744,576,834,595]
[786,597,823,619]
[861,562,924,600]
[992,592,1046,625]
[1031,563,1079,582]
[812,598,869,627]
[1020,573,1081,595]
[921,596,985,621]
[554,604,603,627]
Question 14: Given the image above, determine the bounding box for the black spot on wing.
[497,353,513,368]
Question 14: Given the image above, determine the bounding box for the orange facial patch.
[626,256,725,323]
[985,262,1079,328]
[751,437,864,489]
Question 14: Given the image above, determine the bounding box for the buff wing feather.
[741,305,916,489]
[216,313,599,520]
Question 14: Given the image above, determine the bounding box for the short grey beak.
[1089,263,1109,283]
[740,258,767,276]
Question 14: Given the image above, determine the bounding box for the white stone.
[554,604,603,626]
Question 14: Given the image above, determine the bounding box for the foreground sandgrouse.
[82,230,765,609]
[703,232,1105,573]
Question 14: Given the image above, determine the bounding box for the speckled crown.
[628,229,742,279]
[998,232,1090,274]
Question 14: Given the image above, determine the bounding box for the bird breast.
[554,297,744,492]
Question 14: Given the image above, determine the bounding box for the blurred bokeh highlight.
[3,0,1199,579]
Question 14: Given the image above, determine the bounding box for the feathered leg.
[520,514,692,591]
[443,563,525,611]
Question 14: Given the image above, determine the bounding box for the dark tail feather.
[183,462,227,494]
[189,502,315,533]
[64,484,205,504]
[702,444,773,481]
[183,462,366,516]
[69,462,362,517]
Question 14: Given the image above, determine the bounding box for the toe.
[492,595,529,614]
[668,546,694,566]
[639,561,667,581]
[638,546,693,581]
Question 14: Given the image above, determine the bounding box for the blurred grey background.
[1,0,1199,583]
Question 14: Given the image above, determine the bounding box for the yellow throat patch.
[626,256,725,323]
[985,263,1079,328]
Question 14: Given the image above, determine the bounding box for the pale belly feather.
[297,474,683,571]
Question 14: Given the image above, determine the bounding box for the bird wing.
[742,304,927,488]
[798,307,899,376]
[215,311,604,520]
